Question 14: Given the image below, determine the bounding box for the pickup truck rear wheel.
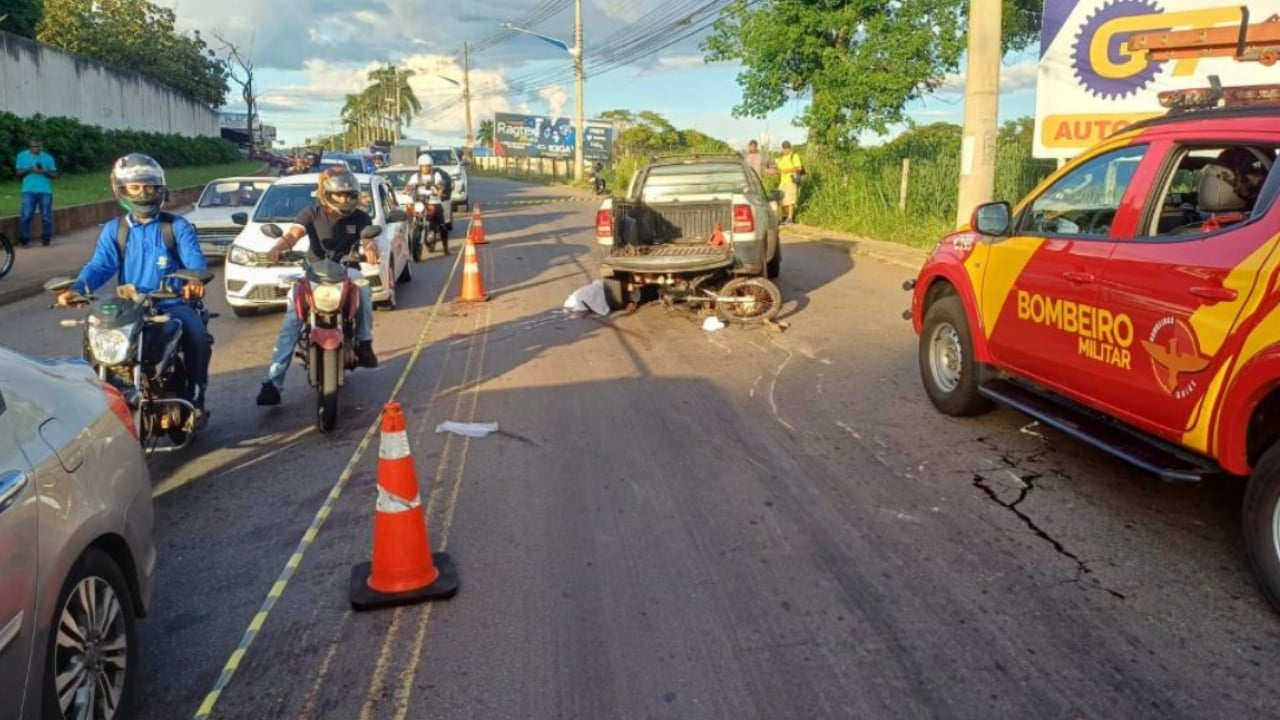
[1243,442,1280,613]
[919,294,993,416]
[766,232,781,278]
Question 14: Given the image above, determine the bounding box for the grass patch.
[0,160,265,217]
[468,163,578,189]
[799,138,1057,249]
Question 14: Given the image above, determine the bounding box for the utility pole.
[573,0,585,183]
[954,0,1002,228]
[463,42,475,152]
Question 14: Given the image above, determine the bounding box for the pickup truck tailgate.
[629,202,732,243]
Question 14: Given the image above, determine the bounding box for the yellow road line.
[357,305,487,720]
[192,248,466,720]
[295,319,467,720]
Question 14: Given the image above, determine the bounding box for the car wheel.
[397,253,412,283]
[1244,442,1280,614]
[918,293,993,416]
[42,549,137,720]
[766,234,781,279]
[602,277,626,311]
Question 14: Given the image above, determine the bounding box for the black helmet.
[317,166,360,216]
[112,153,167,218]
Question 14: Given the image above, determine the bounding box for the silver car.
[183,177,276,258]
[0,346,155,720]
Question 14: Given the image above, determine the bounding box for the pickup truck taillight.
[596,209,612,238]
[733,204,755,234]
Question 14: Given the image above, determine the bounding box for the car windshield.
[421,150,458,166]
[198,180,274,208]
[253,182,373,222]
[378,169,416,189]
[640,162,750,200]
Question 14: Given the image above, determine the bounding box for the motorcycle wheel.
[714,277,783,325]
[411,226,425,262]
[425,225,438,253]
[317,348,340,433]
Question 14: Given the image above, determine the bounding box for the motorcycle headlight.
[87,325,133,365]
[311,284,343,313]
[413,201,425,212]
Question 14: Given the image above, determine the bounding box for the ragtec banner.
[1035,1,1276,159]
[493,113,614,161]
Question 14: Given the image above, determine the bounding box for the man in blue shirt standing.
[13,135,58,247]
[56,154,214,426]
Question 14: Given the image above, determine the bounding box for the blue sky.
[159,0,1040,150]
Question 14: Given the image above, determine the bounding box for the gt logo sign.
[1016,289,1135,369]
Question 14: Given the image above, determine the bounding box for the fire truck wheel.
[1244,442,1280,614]
[919,294,993,417]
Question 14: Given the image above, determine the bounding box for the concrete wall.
[0,31,219,138]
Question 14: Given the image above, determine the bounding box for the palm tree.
[366,65,421,141]
[478,119,495,148]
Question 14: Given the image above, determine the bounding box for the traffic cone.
[349,402,458,611]
[467,203,487,244]
[457,238,488,302]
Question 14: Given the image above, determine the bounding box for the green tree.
[0,0,42,38]
[365,65,421,141]
[703,0,1041,149]
[37,0,228,106]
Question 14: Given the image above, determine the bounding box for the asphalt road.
[5,176,1278,719]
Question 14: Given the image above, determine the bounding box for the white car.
[223,172,413,317]
[183,176,276,258]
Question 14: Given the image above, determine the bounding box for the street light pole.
[574,0,584,183]
[954,0,1002,227]
[463,41,475,152]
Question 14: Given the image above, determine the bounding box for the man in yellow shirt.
[775,140,803,224]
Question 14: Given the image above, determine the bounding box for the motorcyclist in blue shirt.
[56,153,214,426]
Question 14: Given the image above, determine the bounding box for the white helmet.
[417,153,433,167]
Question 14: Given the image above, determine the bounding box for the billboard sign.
[1034,1,1276,159]
[493,112,614,161]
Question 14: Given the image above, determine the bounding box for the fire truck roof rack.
[1132,9,1280,114]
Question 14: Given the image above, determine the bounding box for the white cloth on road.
[563,280,611,316]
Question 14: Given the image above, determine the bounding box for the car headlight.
[228,246,254,265]
[311,284,343,313]
[87,325,133,365]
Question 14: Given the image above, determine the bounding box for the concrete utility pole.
[574,0,585,183]
[954,0,1002,228]
[464,42,475,151]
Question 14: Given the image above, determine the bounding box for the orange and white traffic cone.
[350,402,458,611]
[456,238,488,302]
[467,203,487,245]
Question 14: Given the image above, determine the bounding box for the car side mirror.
[972,202,1012,236]
[232,212,248,226]
[260,223,284,239]
[360,226,383,239]
[386,209,407,223]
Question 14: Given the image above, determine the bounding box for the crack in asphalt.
[972,438,1126,601]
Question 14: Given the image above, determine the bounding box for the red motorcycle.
[262,222,380,432]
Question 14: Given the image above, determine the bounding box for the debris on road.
[436,421,500,438]
[563,280,611,316]
[702,316,725,332]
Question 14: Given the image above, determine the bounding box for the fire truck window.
[1145,145,1278,237]
[1018,145,1148,238]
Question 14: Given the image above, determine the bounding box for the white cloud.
[658,55,705,70]
[538,85,570,119]
[937,59,1039,95]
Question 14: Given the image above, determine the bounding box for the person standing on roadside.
[13,135,58,246]
[746,139,763,177]
[775,140,804,225]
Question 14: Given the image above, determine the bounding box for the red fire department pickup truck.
[907,31,1280,612]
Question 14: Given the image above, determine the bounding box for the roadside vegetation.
[0,159,263,216]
